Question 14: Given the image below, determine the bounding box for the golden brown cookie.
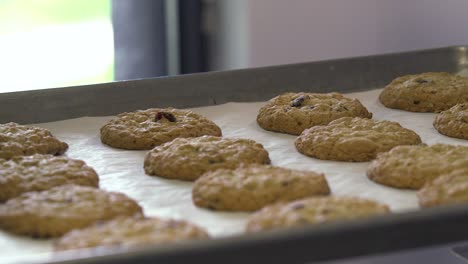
[257,92,372,135]
[144,136,271,181]
[295,117,422,162]
[100,108,222,150]
[0,185,143,237]
[55,216,209,251]
[0,122,68,160]
[368,144,468,189]
[417,168,468,208]
[192,164,330,211]
[379,72,468,112]
[433,103,468,139]
[246,196,390,232]
[0,154,99,202]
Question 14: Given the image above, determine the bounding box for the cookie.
[0,122,68,160]
[0,185,142,237]
[144,136,271,181]
[192,164,330,211]
[55,216,209,251]
[417,168,468,208]
[433,103,468,139]
[257,92,372,135]
[367,144,468,189]
[246,196,390,232]
[379,72,468,112]
[295,117,422,162]
[0,154,99,202]
[100,108,222,150]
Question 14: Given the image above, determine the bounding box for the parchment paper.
[1,88,467,263]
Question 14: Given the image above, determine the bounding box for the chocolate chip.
[155,111,177,122]
[281,181,289,186]
[413,100,420,105]
[291,95,306,107]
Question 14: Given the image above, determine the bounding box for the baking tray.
[0,45,467,264]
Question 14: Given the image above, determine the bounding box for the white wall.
[209,0,468,70]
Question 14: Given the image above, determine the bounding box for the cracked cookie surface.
[246,196,389,232]
[368,144,468,189]
[379,72,468,112]
[192,164,330,211]
[144,136,271,181]
[257,92,372,135]
[433,103,468,139]
[417,168,468,208]
[0,122,68,160]
[55,216,209,251]
[295,117,421,162]
[100,108,222,150]
[0,154,99,202]
[0,185,142,237]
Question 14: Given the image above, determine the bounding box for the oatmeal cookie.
[246,196,389,232]
[257,92,372,135]
[379,72,468,112]
[144,136,271,181]
[55,216,209,250]
[368,144,468,189]
[417,168,468,208]
[0,154,99,202]
[0,185,142,237]
[100,108,222,150]
[193,164,330,211]
[0,122,68,160]
[433,103,468,139]
[295,117,421,162]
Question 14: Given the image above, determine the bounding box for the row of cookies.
[0,122,388,251]
[0,124,211,250]
[97,72,465,235]
[96,101,395,236]
[258,72,467,140]
[0,71,466,251]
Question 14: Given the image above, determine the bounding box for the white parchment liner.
[1,88,467,263]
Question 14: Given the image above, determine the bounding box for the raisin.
[413,100,420,105]
[291,95,306,107]
[155,111,177,122]
[292,203,305,210]
[416,78,429,84]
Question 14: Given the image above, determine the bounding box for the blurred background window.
[1,0,468,93]
[0,0,113,92]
